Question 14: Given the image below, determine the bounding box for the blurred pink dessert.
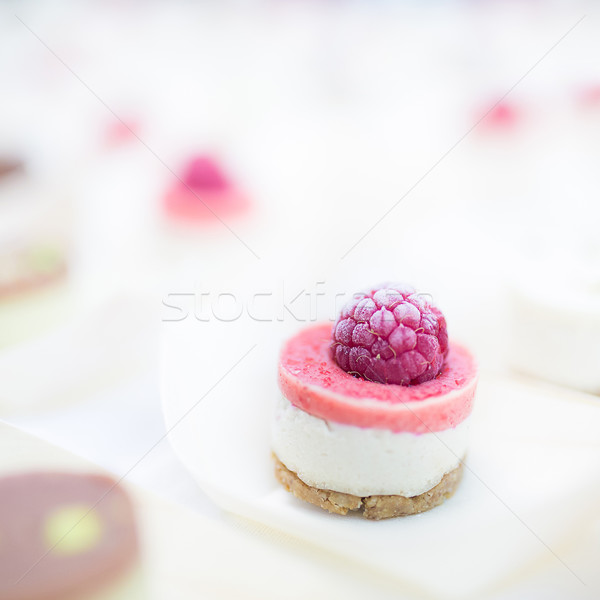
[272,284,478,519]
[577,84,600,116]
[103,117,140,148]
[163,155,248,223]
[477,99,522,133]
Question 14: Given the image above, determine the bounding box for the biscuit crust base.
[273,455,463,520]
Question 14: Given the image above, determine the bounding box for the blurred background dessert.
[0,471,144,600]
[163,154,249,225]
[0,152,71,348]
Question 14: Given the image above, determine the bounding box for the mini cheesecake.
[0,472,143,600]
[272,286,478,520]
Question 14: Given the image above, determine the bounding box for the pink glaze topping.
[279,324,477,434]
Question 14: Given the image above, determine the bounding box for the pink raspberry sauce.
[279,324,477,434]
[164,154,248,221]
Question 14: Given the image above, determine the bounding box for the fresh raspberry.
[181,156,229,191]
[331,283,448,385]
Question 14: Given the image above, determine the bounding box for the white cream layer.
[272,395,469,497]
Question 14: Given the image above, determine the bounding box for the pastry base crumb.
[273,455,463,520]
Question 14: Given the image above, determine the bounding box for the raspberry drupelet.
[331,283,448,385]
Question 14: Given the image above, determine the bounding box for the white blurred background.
[1,1,599,598]
[3,0,600,359]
